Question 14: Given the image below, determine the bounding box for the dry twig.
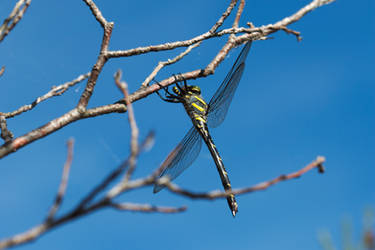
[114,70,139,181]
[160,156,326,199]
[0,0,31,42]
[109,202,187,213]
[46,139,74,221]
[141,42,202,87]
[3,72,90,119]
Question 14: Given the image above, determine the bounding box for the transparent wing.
[207,41,252,128]
[153,127,202,193]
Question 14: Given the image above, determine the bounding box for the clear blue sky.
[0,0,374,250]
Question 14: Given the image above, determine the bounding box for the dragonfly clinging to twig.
[154,41,252,217]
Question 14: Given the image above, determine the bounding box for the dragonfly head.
[189,85,201,95]
[172,83,201,96]
[172,85,201,96]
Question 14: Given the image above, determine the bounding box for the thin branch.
[0,115,13,143]
[46,139,74,221]
[0,0,31,42]
[279,26,302,41]
[232,0,245,29]
[162,156,326,199]
[141,42,201,87]
[76,131,154,209]
[109,202,187,214]
[77,0,114,111]
[106,0,334,59]
[76,23,113,111]
[209,0,238,34]
[82,0,108,28]
[114,70,139,181]
[0,224,49,249]
[4,72,90,119]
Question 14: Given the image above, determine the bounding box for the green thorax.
[174,85,208,126]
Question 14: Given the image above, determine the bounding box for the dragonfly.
[154,41,252,217]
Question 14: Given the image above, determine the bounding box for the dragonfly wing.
[207,41,252,128]
[154,126,202,193]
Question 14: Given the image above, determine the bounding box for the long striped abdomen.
[198,125,238,217]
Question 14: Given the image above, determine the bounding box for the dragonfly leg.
[153,78,181,103]
[172,74,187,93]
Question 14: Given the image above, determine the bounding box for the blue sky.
[0,0,374,250]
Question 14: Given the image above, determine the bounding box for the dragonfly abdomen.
[197,124,238,217]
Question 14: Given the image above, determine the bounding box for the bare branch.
[141,42,202,87]
[0,224,48,249]
[279,26,302,41]
[77,0,114,111]
[77,131,154,209]
[82,0,108,28]
[46,139,74,221]
[232,0,245,29]
[106,0,334,59]
[109,202,187,214]
[76,21,113,110]
[4,72,90,119]
[114,70,139,182]
[209,0,238,34]
[0,0,31,42]
[0,109,82,159]
[162,156,326,199]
